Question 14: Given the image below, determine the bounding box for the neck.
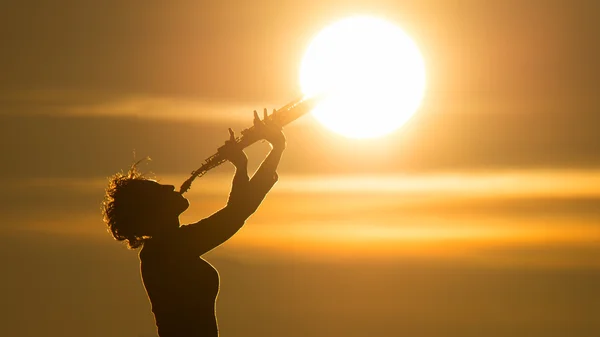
[153,216,181,237]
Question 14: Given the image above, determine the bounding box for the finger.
[253,110,260,125]
[273,108,281,125]
[263,108,268,121]
[228,128,235,141]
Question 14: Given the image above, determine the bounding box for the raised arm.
[248,108,286,191]
[223,127,251,206]
[178,111,285,255]
[176,128,250,255]
[225,109,286,217]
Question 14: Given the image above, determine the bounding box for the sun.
[300,16,426,139]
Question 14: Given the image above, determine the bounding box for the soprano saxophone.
[179,95,319,194]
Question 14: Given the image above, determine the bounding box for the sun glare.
[300,16,426,139]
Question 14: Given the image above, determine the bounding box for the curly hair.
[102,160,154,249]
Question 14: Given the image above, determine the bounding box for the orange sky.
[1,1,599,337]
[9,169,600,269]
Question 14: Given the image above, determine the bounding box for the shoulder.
[139,239,160,261]
[139,235,178,258]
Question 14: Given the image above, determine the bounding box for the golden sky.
[1,1,599,337]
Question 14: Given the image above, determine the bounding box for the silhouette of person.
[102,109,285,337]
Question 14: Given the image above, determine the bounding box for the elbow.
[223,202,259,221]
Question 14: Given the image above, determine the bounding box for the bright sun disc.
[300,16,426,139]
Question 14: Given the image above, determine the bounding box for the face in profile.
[132,180,190,219]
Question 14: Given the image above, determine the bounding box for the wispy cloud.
[7,169,599,267]
[273,170,600,198]
[0,89,280,122]
[64,96,260,122]
[13,169,600,198]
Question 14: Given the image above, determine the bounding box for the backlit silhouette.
[102,110,285,337]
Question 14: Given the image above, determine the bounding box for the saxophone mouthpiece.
[179,179,192,195]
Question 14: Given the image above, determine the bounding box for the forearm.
[227,164,250,206]
[219,145,283,219]
[233,163,250,186]
[251,145,284,182]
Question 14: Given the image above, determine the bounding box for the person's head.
[102,162,189,249]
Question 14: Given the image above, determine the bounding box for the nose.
[164,185,175,192]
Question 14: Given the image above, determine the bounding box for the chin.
[178,198,190,213]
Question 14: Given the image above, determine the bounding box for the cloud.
[3,170,599,269]
[11,168,600,198]
[0,89,276,123]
